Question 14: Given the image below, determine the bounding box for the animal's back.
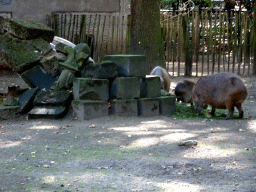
[150,66,171,92]
[194,72,247,106]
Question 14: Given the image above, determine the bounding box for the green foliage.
[161,0,215,7]
[161,0,176,5]
[169,102,242,120]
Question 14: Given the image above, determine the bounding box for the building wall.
[0,0,120,24]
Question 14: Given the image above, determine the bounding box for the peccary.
[193,72,248,120]
[150,66,171,92]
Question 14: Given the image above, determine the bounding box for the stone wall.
[0,0,121,24]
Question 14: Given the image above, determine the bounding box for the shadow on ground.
[0,114,256,192]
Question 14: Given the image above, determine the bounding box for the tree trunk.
[130,0,165,74]
[182,16,193,76]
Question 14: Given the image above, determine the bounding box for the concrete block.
[104,54,146,77]
[28,106,68,119]
[109,99,137,116]
[0,35,42,73]
[81,60,118,79]
[39,54,60,77]
[140,75,161,98]
[33,90,72,106]
[0,106,21,120]
[55,42,67,54]
[21,65,57,90]
[18,87,39,114]
[30,38,52,54]
[72,100,108,120]
[3,97,18,106]
[137,98,159,117]
[73,78,109,101]
[158,96,176,116]
[3,17,54,42]
[110,77,140,100]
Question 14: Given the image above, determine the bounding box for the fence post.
[53,14,59,36]
[182,15,193,76]
[253,7,256,74]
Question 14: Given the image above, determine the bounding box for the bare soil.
[0,72,256,192]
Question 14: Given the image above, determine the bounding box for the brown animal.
[174,80,195,106]
[193,72,248,120]
[150,66,171,92]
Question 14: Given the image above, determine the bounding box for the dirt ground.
[0,72,256,192]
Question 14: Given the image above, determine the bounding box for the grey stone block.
[29,38,52,55]
[110,77,140,100]
[137,98,159,117]
[2,17,54,42]
[72,100,108,120]
[18,87,39,113]
[158,96,176,116]
[0,106,21,120]
[21,65,57,90]
[28,106,68,119]
[81,60,118,79]
[3,97,18,106]
[55,42,68,54]
[0,35,42,73]
[73,78,109,101]
[33,90,72,106]
[39,54,60,77]
[140,75,161,98]
[109,99,137,116]
[104,54,146,77]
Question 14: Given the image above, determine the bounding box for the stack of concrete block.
[72,54,176,120]
[72,78,109,120]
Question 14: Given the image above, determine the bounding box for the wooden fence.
[47,12,129,62]
[162,10,256,76]
[47,9,256,76]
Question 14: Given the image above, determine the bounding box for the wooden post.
[54,14,59,36]
[99,15,107,60]
[79,15,86,43]
[253,6,256,74]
